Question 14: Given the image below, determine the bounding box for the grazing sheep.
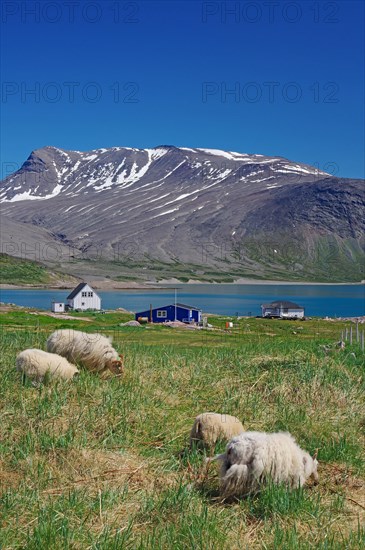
[46,329,124,376]
[16,349,79,383]
[208,431,318,498]
[190,412,244,449]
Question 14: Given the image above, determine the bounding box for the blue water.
[1,284,364,317]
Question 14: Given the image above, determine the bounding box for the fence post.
[350,326,353,345]
[36,320,41,348]
[361,331,364,353]
[356,322,359,343]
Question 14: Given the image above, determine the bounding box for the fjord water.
[0,284,364,317]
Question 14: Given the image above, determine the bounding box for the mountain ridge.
[0,145,364,282]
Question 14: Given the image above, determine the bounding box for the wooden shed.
[51,302,65,313]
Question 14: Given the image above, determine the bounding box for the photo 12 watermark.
[202,81,339,104]
[201,1,340,24]
[1,1,140,24]
[0,239,144,264]
[1,81,140,104]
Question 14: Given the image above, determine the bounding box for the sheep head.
[303,451,319,483]
[208,436,252,476]
[312,458,319,482]
[108,354,124,375]
[311,451,319,482]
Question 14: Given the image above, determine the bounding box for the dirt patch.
[330,482,365,537]
[345,483,365,510]
[88,280,161,290]
[0,304,23,312]
[28,311,93,321]
[319,462,365,534]
[0,459,22,490]
[39,448,167,496]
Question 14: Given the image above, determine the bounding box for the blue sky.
[1,0,364,178]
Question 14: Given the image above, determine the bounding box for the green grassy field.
[0,254,78,286]
[0,310,364,549]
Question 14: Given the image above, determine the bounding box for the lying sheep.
[190,412,244,450]
[46,329,124,376]
[16,349,79,383]
[208,431,318,498]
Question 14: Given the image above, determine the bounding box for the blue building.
[135,303,202,324]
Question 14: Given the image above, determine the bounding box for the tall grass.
[0,314,364,548]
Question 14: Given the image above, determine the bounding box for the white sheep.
[208,431,318,498]
[46,329,124,376]
[16,349,79,383]
[190,412,244,449]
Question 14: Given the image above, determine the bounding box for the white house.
[261,300,305,319]
[51,302,65,313]
[66,282,101,311]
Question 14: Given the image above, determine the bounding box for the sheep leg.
[249,457,265,491]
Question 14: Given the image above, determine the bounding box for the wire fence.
[341,323,365,352]
[1,320,364,353]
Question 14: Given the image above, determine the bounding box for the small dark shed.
[135,303,202,324]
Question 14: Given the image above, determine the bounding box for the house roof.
[67,282,89,300]
[262,300,304,309]
[175,302,202,311]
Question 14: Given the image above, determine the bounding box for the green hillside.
[0,254,77,286]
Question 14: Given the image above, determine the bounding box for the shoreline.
[0,302,363,322]
[157,278,365,286]
[1,279,364,290]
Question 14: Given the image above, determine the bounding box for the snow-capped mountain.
[1,145,364,281]
[1,145,328,203]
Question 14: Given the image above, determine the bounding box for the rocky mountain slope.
[1,146,364,281]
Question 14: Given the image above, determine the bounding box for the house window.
[88,292,93,297]
[283,308,288,313]
[82,291,87,297]
[157,310,167,318]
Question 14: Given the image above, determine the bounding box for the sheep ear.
[312,449,318,460]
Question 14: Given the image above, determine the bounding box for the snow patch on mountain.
[152,206,180,218]
[8,183,63,202]
[0,145,332,207]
